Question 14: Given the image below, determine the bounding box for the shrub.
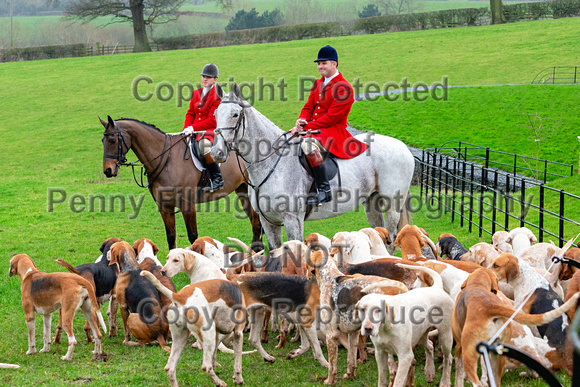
[0,44,88,62]
[550,0,580,18]
[225,8,283,32]
[358,4,382,18]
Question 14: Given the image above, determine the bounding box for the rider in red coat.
[293,45,368,205]
[183,63,223,191]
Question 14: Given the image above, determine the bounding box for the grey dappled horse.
[211,84,414,252]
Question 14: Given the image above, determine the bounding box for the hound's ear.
[231,82,241,98]
[353,302,360,320]
[152,241,159,256]
[530,235,538,244]
[183,251,195,272]
[107,115,115,128]
[460,278,468,290]
[216,83,224,99]
[132,240,141,257]
[107,250,117,267]
[505,260,520,283]
[393,234,402,247]
[489,272,500,294]
[99,116,108,128]
[375,227,392,245]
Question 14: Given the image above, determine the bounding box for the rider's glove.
[183,126,194,136]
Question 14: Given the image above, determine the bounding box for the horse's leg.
[383,199,405,255]
[261,218,283,250]
[282,214,304,243]
[234,184,263,252]
[364,192,385,228]
[181,207,198,245]
[160,208,177,250]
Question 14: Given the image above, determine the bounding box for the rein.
[216,100,309,190]
[216,100,318,226]
[103,119,189,188]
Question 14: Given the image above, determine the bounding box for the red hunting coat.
[299,72,368,159]
[183,85,221,142]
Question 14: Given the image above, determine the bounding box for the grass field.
[1,16,579,386]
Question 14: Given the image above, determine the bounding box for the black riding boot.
[306,150,331,205]
[203,158,224,192]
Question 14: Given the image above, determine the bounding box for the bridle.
[102,119,186,188]
[214,99,248,156]
[213,99,298,227]
[102,120,130,166]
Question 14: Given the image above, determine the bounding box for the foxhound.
[109,241,170,351]
[356,264,454,387]
[141,271,245,387]
[453,267,579,385]
[9,254,106,361]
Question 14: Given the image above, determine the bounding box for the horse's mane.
[117,118,166,134]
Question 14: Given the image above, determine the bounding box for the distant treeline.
[154,0,580,50]
[2,0,580,62]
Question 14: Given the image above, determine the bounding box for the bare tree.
[375,0,422,15]
[46,0,232,52]
[520,112,559,182]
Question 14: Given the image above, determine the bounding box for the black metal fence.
[532,66,580,84]
[418,149,580,247]
[426,141,574,183]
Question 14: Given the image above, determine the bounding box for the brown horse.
[100,116,262,250]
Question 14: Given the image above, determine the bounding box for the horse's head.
[211,83,249,164]
[100,116,131,178]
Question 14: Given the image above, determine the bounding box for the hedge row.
[153,21,348,50]
[503,0,580,21]
[0,43,88,62]
[155,0,580,51]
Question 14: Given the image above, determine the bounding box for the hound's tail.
[227,237,255,254]
[56,258,80,275]
[217,343,257,355]
[396,263,444,290]
[0,363,19,369]
[141,270,180,306]
[86,284,107,334]
[512,292,580,326]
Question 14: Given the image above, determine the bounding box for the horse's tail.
[398,190,411,231]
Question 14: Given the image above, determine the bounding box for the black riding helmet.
[201,63,219,78]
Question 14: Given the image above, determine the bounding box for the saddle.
[186,137,211,190]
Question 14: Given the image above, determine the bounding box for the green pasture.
[1,17,579,385]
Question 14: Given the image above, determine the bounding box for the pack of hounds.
[8,225,580,386]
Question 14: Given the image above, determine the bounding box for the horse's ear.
[216,83,224,99]
[107,115,115,128]
[99,116,107,128]
[231,82,241,98]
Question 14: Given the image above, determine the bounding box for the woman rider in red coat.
[292,46,368,206]
[183,63,223,191]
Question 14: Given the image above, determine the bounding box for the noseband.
[215,100,247,153]
[102,120,130,165]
